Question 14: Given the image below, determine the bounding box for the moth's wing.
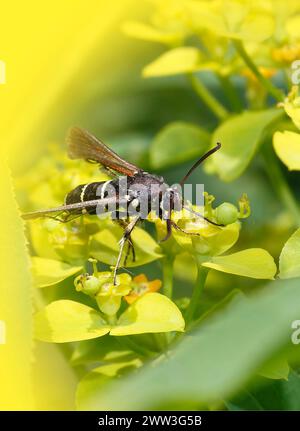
[67,127,142,177]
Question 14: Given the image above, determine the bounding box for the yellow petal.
[283,101,300,130]
[279,228,300,279]
[286,15,300,39]
[202,248,277,280]
[31,256,82,288]
[111,293,185,335]
[122,21,183,45]
[34,300,110,343]
[273,131,300,171]
[143,47,201,77]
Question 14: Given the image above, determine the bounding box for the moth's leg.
[183,205,224,227]
[39,212,78,223]
[170,220,201,237]
[115,219,136,265]
[60,212,84,223]
[113,216,140,285]
[41,214,65,222]
[129,237,136,262]
[124,237,136,266]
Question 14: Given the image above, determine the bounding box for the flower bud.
[74,274,101,295]
[215,203,238,225]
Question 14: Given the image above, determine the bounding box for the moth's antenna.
[180,143,221,186]
[183,205,224,227]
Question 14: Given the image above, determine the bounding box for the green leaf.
[226,391,264,410]
[122,21,183,45]
[143,47,203,77]
[84,278,300,410]
[279,228,300,279]
[90,222,162,267]
[71,337,134,366]
[228,370,300,410]
[210,109,282,181]
[150,122,210,170]
[258,358,289,380]
[110,293,185,336]
[0,157,34,408]
[76,359,142,410]
[31,256,82,288]
[273,131,300,171]
[32,341,78,410]
[34,300,110,343]
[202,248,277,279]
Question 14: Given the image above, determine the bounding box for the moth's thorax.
[129,172,165,187]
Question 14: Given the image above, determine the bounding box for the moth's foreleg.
[113,216,140,285]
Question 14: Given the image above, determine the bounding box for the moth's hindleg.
[124,237,136,266]
[39,211,83,224]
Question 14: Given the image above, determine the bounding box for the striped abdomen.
[65,181,111,214]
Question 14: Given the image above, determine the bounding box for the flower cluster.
[25,144,278,346]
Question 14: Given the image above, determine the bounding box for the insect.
[23,127,222,284]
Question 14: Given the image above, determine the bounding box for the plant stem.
[162,256,174,298]
[261,144,300,225]
[187,73,229,121]
[185,263,209,326]
[234,40,284,103]
[152,333,168,352]
[218,73,244,112]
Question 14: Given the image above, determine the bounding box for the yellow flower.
[272,43,300,64]
[125,274,162,304]
[96,272,132,316]
[241,66,277,82]
[279,86,300,130]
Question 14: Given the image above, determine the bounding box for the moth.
[23,127,221,283]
